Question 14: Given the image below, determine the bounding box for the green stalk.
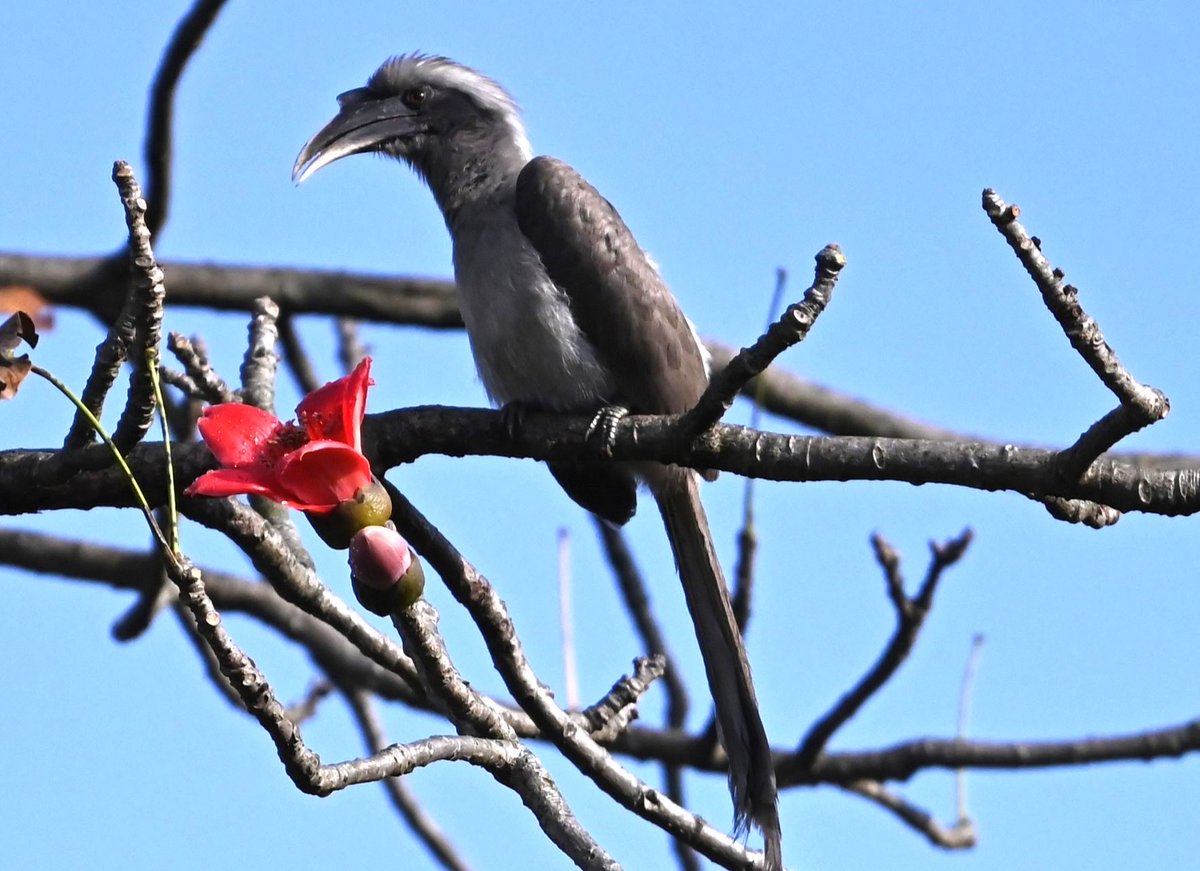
[147,350,180,556]
[32,363,173,559]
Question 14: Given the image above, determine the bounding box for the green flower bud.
[306,477,393,549]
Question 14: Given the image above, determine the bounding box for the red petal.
[296,357,372,451]
[276,440,373,509]
[184,466,346,512]
[197,404,286,467]
[184,467,287,500]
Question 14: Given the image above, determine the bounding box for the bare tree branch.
[393,600,619,870]
[386,484,774,869]
[108,161,168,451]
[842,780,976,849]
[167,332,237,403]
[0,527,419,703]
[143,0,229,237]
[790,530,973,773]
[982,190,1169,479]
[344,689,473,871]
[7,408,1200,520]
[0,253,461,324]
[785,719,1200,785]
[241,296,281,412]
[3,246,1195,478]
[183,497,424,693]
[279,312,323,395]
[680,244,845,435]
[6,526,1198,794]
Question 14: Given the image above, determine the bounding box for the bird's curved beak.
[292,89,424,183]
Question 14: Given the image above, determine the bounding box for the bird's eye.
[401,86,432,109]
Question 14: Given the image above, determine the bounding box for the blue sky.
[2,2,1198,869]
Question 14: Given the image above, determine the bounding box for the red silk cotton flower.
[186,358,374,513]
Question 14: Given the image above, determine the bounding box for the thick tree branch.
[5,408,1200,519]
[4,248,1195,476]
[0,253,461,325]
[788,718,1200,785]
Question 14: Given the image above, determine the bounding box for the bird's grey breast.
[450,194,614,410]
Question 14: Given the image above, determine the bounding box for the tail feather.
[652,469,782,869]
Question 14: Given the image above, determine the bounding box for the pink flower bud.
[349,525,413,589]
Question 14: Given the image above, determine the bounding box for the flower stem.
[32,363,173,558]
[147,350,180,556]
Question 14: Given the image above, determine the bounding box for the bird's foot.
[585,405,629,457]
[498,400,538,440]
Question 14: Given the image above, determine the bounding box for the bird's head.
[292,54,532,190]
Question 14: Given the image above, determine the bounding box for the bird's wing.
[515,156,708,415]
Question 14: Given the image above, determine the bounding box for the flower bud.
[348,524,425,615]
[306,477,394,549]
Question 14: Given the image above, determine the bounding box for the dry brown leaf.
[0,286,54,331]
[0,311,39,399]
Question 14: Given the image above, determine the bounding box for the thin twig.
[789,529,974,775]
[282,680,334,726]
[337,317,369,372]
[577,655,667,741]
[143,0,229,237]
[557,527,580,710]
[345,690,473,871]
[679,244,845,436]
[955,634,985,824]
[982,190,1169,480]
[843,780,976,849]
[241,296,280,412]
[386,484,772,869]
[278,312,322,395]
[167,332,236,403]
[394,600,620,870]
[158,365,200,399]
[109,162,168,451]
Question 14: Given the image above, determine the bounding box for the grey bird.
[293,54,782,867]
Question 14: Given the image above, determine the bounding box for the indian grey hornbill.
[293,54,782,867]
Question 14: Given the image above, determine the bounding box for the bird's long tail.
[652,467,782,870]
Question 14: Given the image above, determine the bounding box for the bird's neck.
[414,131,529,229]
